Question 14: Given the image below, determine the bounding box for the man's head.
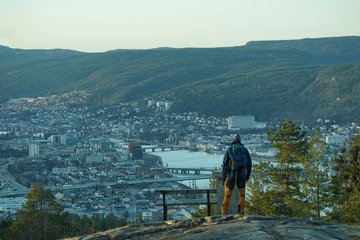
[233,134,241,143]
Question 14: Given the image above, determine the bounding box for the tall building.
[128,142,143,159]
[29,143,40,158]
[228,115,255,130]
[90,138,112,151]
[49,134,60,143]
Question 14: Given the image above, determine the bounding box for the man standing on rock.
[221,134,252,214]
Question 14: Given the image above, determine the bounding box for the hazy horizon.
[1,0,360,53]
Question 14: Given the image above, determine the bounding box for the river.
[151,150,223,188]
[150,149,268,188]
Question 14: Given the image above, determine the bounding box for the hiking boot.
[237,205,244,214]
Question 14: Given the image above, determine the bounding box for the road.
[0,161,28,194]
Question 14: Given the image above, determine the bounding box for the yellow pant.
[221,177,246,214]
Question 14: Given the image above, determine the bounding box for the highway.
[0,161,28,195]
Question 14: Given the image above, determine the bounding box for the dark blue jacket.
[222,140,252,178]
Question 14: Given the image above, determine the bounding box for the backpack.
[228,144,248,171]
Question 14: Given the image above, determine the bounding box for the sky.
[1,0,359,53]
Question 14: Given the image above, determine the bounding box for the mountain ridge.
[0,45,83,65]
[1,36,360,125]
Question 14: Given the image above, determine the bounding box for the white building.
[148,100,156,106]
[29,143,40,158]
[53,167,72,175]
[164,101,173,110]
[149,99,174,111]
[60,134,68,145]
[228,115,255,130]
[0,197,26,215]
[326,134,346,145]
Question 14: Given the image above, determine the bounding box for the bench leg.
[207,190,211,216]
[162,191,167,221]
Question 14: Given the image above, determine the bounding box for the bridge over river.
[156,167,215,174]
[141,144,184,152]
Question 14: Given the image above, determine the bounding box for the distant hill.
[0,45,83,65]
[1,36,360,125]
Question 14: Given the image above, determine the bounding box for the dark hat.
[233,134,241,142]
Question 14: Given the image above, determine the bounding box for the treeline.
[0,184,127,240]
[247,119,360,223]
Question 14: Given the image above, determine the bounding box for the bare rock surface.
[65,215,360,240]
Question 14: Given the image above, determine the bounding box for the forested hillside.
[1,36,360,125]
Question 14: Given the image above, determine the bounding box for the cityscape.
[0,90,358,223]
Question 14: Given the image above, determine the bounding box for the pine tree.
[247,161,278,216]
[11,183,67,240]
[302,127,331,220]
[329,132,360,224]
[340,184,360,223]
[135,212,144,224]
[0,218,13,240]
[266,119,308,218]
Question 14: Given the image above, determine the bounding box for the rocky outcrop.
[64,214,360,240]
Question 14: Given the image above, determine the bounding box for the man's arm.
[222,150,229,182]
[246,149,252,181]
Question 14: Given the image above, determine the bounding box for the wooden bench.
[155,188,217,221]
